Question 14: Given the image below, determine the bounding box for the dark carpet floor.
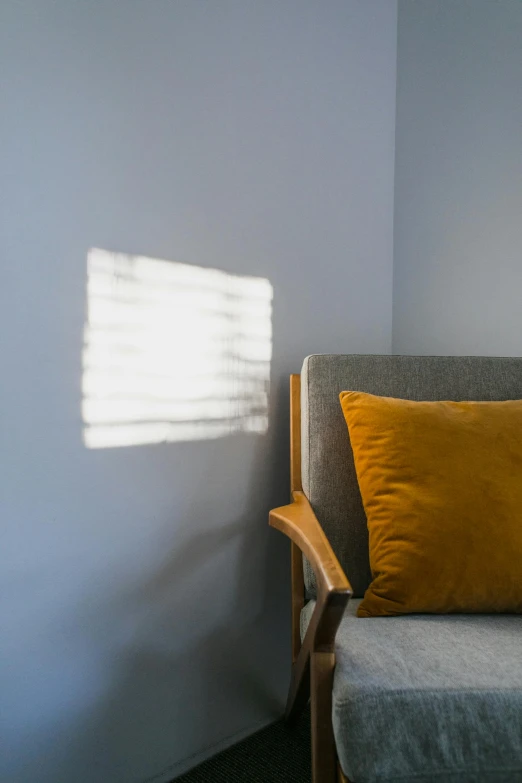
[173,709,311,782]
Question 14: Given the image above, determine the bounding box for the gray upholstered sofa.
[270,354,522,783]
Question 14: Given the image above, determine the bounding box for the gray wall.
[0,3,397,782]
[393,0,522,355]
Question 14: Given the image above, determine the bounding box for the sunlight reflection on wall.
[82,249,273,448]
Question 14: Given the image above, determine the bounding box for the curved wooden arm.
[269,491,352,600]
[270,489,353,732]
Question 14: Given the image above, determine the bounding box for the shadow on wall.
[20,251,288,783]
[82,248,273,448]
[28,413,291,783]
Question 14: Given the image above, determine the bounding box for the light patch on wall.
[82,248,273,448]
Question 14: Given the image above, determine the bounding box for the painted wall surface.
[393,0,522,355]
[0,3,397,781]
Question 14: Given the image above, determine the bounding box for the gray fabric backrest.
[301,354,522,597]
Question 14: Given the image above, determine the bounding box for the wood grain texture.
[311,651,337,783]
[269,374,353,783]
[290,374,302,493]
[270,488,352,779]
[291,540,305,663]
[285,626,311,721]
[289,374,305,664]
[270,491,352,601]
[285,572,349,720]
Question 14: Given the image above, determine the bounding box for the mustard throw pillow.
[339,391,522,617]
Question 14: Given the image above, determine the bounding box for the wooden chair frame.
[269,375,353,783]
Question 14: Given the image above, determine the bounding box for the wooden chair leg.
[310,651,337,783]
[285,647,311,721]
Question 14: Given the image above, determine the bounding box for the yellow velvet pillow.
[339,391,522,617]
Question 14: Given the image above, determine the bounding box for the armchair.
[269,355,522,783]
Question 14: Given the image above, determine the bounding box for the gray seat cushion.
[301,354,522,598]
[301,600,522,782]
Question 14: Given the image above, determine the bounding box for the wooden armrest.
[270,489,353,722]
[269,491,352,600]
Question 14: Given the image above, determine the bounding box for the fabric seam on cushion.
[334,685,522,708]
[358,768,522,783]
